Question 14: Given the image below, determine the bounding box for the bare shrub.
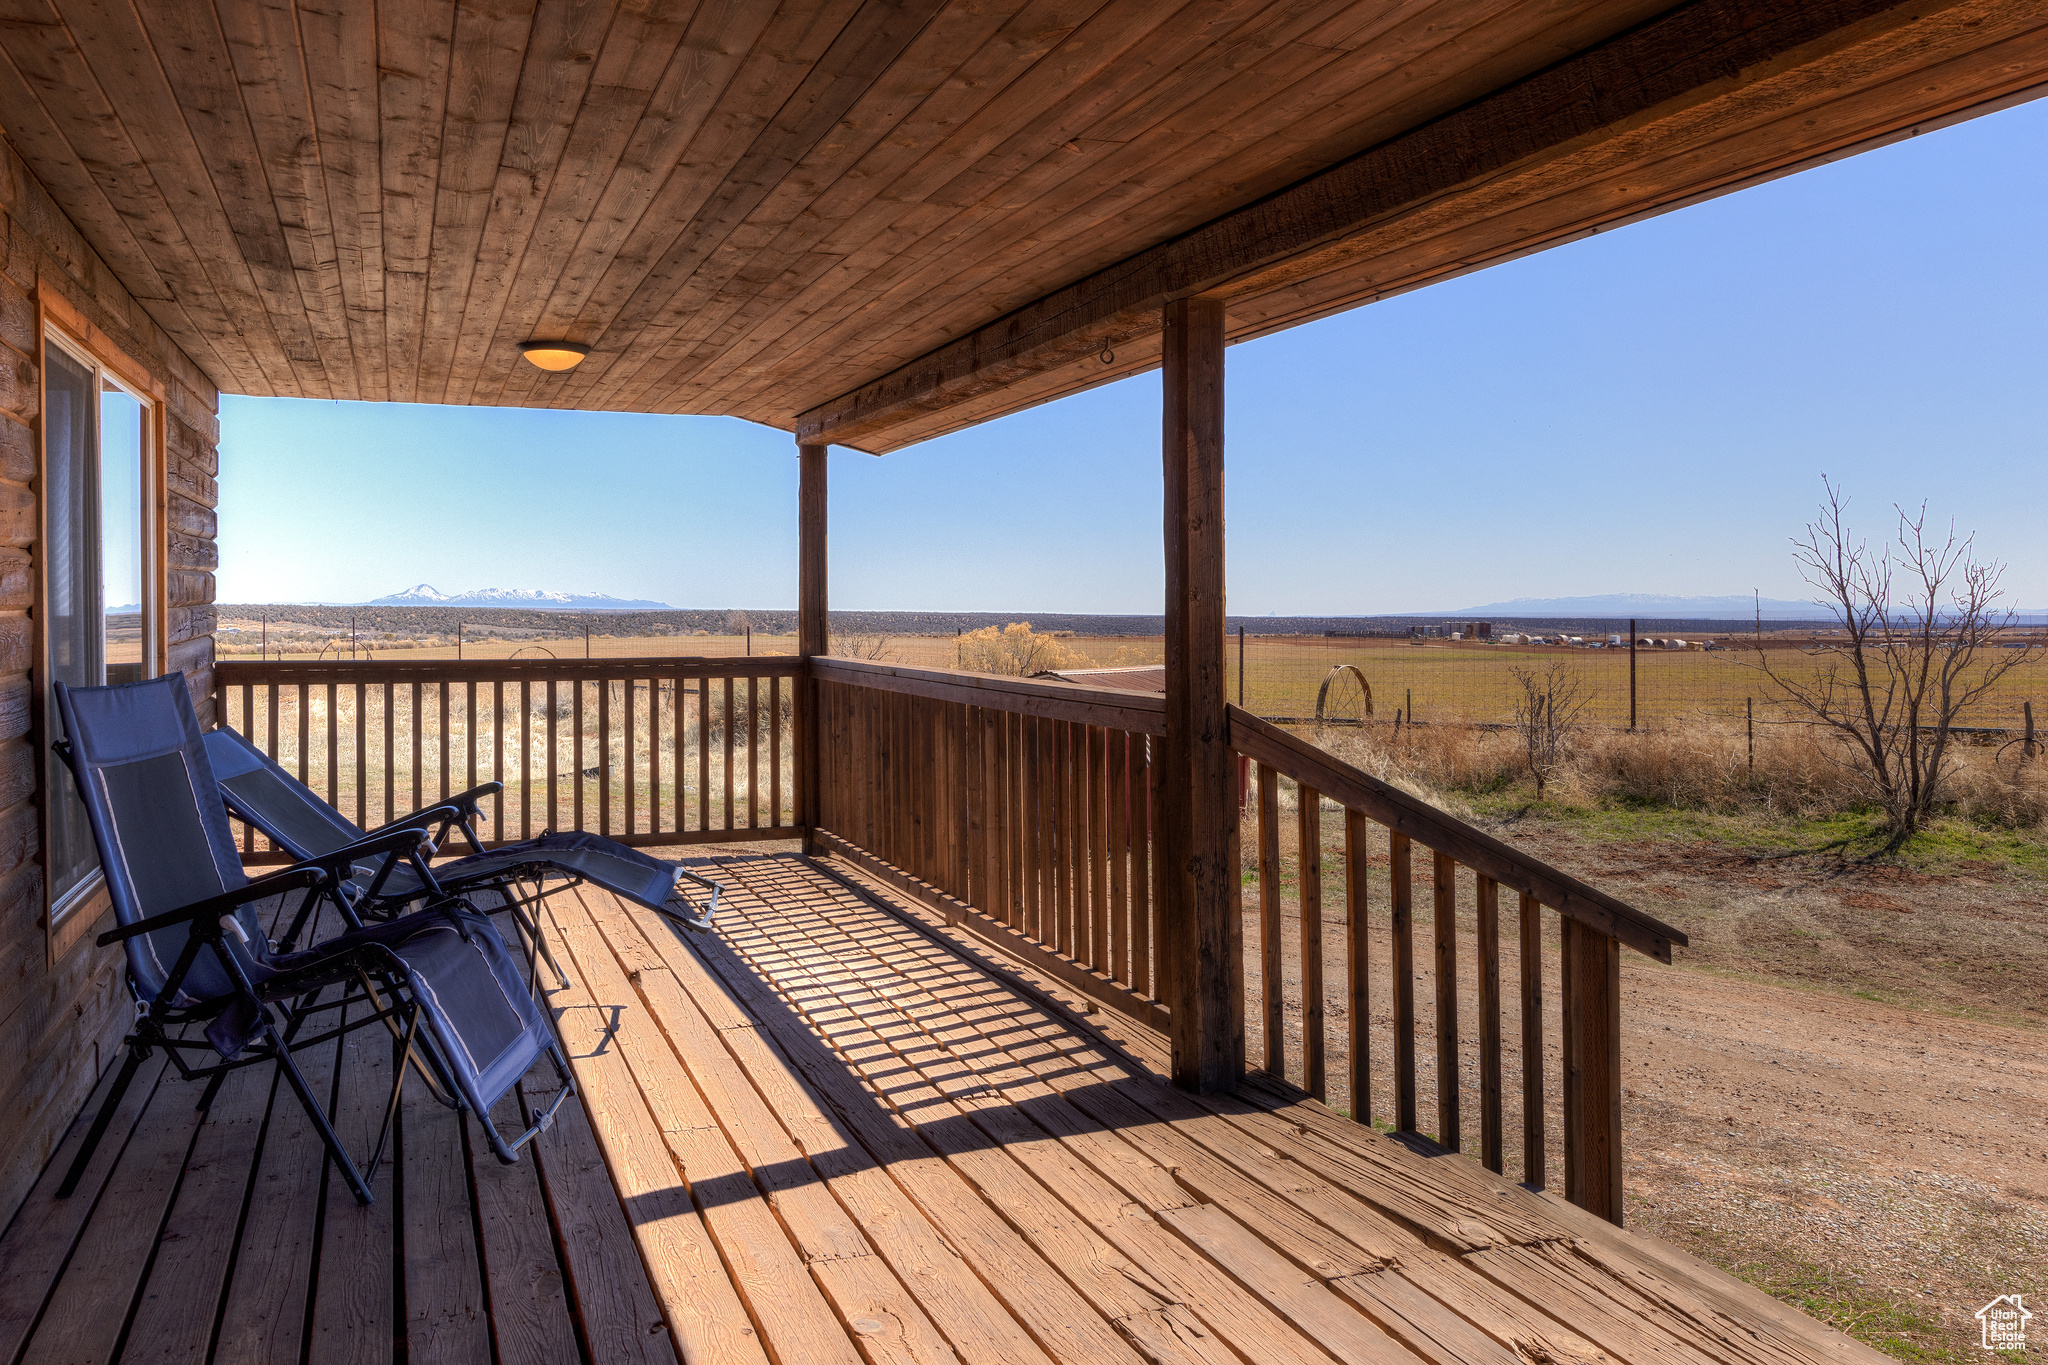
[1748,479,2037,844]
[957,622,1085,677]
[1510,661,1587,798]
[830,631,893,661]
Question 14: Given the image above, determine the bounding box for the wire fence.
[214,612,2048,732]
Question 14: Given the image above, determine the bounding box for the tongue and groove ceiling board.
[0,0,2039,451]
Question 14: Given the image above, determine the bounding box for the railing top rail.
[815,656,1166,735]
[216,655,804,685]
[1226,705,1687,962]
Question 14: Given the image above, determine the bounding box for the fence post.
[1747,696,1754,774]
[1628,618,1637,731]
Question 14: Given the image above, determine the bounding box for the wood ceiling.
[0,0,2040,451]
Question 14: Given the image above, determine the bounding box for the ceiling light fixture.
[519,340,590,372]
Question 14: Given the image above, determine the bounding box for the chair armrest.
[313,825,438,871]
[373,782,502,836]
[99,865,327,945]
[97,827,439,948]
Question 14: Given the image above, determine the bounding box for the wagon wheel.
[1314,665,1374,727]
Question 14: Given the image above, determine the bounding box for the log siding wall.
[0,138,219,1223]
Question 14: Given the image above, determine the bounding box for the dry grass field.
[219,678,795,846]
[218,614,2048,731]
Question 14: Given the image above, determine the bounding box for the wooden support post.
[798,444,828,855]
[1561,918,1623,1225]
[1161,294,1240,1093]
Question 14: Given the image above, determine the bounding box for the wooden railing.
[811,657,1170,1030]
[1228,707,1685,1221]
[214,657,801,855]
[807,660,1683,1222]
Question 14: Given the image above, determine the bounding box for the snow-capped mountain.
[368,584,674,611]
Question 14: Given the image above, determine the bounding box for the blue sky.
[218,97,2047,614]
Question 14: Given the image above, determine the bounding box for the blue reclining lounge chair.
[51,675,574,1205]
[200,725,720,974]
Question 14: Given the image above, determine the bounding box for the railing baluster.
[672,673,685,833]
[354,682,366,830]
[622,678,634,836]
[1087,726,1106,972]
[439,682,450,802]
[546,680,558,836]
[411,681,422,816]
[1477,874,1503,1174]
[1520,891,1546,1189]
[769,675,781,827]
[573,680,585,834]
[1344,807,1369,1126]
[1434,850,1459,1150]
[697,679,710,834]
[464,679,477,808]
[1256,762,1283,1078]
[296,683,309,784]
[520,679,531,840]
[1131,735,1152,999]
[326,682,338,809]
[722,676,735,832]
[598,679,612,837]
[1390,830,1415,1132]
[383,682,395,826]
[1299,784,1324,1102]
[1108,729,1129,986]
[493,680,505,834]
[744,676,757,830]
[266,682,279,760]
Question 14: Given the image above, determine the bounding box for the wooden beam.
[1159,295,1238,1094]
[798,443,827,854]
[795,0,2039,451]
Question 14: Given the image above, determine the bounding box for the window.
[42,319,163,924]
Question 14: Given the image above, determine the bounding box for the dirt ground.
[1242,819,2046,1363]
[1523,823,2046,1362]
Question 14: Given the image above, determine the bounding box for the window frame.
[36,288,169,957]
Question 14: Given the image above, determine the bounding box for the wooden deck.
[0,852,1881,1365]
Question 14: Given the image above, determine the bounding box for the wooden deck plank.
[535,894,776,1365]
[308,1000,400,1365]
[579,891,993,1365]
[472,1090,582,1365]
[521,1075,679,1364]
[548,890,869,1365]
[651,874,1154,1365]
[17,1064,210,1363]
[0,1054,172,1363]
[645,906,1239,1365]
[704,862,1373,1365]
[728,862,1453,1365]
[213,1009,345,1363]
[762,858,1626,1365]
[118,1060,275,1364]
[400,1040,491,1363]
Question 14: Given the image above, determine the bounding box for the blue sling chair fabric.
[51,675,573,1206]
[200,724,718,940]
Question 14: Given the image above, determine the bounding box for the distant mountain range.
[368,584,674,611]
[1429,593,1825,620]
